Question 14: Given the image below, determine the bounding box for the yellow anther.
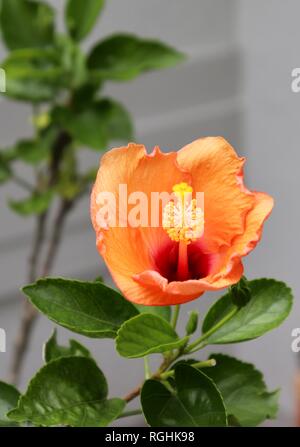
[172,182,193,198]
[163,183,204,244]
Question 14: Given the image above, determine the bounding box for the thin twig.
[9,131,72,385]
[124,385,143,404]
[41,199,73,277]
[48,131,71,187]
[123,352,179,403]
[9,301,39,385]
[9,212,48,384]
[28,212,48,283]
[9,200,73,385]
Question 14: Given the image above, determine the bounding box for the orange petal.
[221,191,274,262]
[132,148,273,305]
[132,255,243,305]
[177,137,255,250]
[91,140,273,306]
[91,143,190,303]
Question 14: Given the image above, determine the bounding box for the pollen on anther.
[162,183,204,244]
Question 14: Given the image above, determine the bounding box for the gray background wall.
[0,0,299,426]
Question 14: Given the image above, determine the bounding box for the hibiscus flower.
[91,137,273,305]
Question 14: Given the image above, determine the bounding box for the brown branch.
[41,199,74,277]
[9,131,72,385]
[9,212,48,384]
[28,211,48,283]
[49,131,72,187]
[9,200,73,385]
[123,355,178,404]
[9,302,39,385]
[124,385,143,403]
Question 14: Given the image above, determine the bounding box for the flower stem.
[185,306,239,353]
[160,358,216,380]
[123,350,181,403]
[123,305,238,405]
[171,304,181,329]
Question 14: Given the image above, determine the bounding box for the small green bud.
[32,112,51,130]
[94,276,104,283]
[229,276,251,308]
[185,310,199,335]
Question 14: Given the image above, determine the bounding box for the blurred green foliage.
[0,0,184,215]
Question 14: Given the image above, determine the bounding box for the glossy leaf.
[44,330,91,363]
[0,0,55,50]
[202,279,293,344]
[141,364,227,427]
[8,357,125,427]
[88,34,185,81]
[66,0,105,42]
[53,99,133,150]
[116,313,188,358]
[9,190,54,216]
[205,354,279,426]
[0,382,20,427]
[22,278,138,338]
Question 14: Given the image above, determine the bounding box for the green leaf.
[0,154,11,184]
[202,279,293,344]
[2,48,61,102]
[0,0,55,50]
[3,76,58,103]
[44,330,91,363]
[141,364,227,427]
[66,0,105,42]
[88,33,185,81]
[0,382,20,427]
[10,137,52,165]
[116,313,188,358]
[8,357,125,427]
[71,82,102,111]
[55,36,87,88]
[14,140,43,164]
[0,147,16,164]
[134,304,171,322]
[205,354,279,426]
[102,99,134,142]
[2,38,87,101]
[23,278,138,338]
[53,99,133,150]
[9,190,54,216]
